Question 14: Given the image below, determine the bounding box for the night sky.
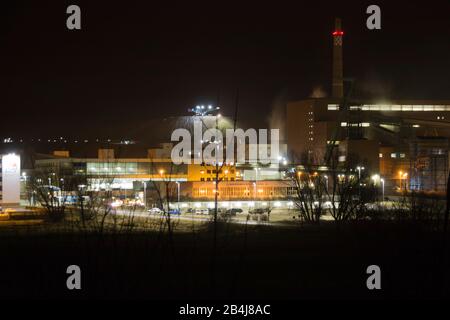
[1,0,449,143]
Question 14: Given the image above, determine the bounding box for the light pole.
[176,181,180,210]
[371,174,383,202]
[403,172,408,191]
[398,171,408,191]
[254,167,259,204]
[60,178,64,201]
[356,166,365,180]
[142,181,147,208]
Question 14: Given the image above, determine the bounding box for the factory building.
[29,141,292,207]
[287,18,450,194]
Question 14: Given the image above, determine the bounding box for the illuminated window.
[379,153,383,158]
[391,153,397,158]
[357,104,450,112]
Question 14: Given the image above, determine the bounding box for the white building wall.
[1,154,21,205]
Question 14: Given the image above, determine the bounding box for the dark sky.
[1,0,449,142]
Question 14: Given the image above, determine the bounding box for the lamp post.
[60,178,64,201]
[403,172,408,191]
[398,171,408,191]
[142,181,147,208]
[176,181,180,210]
[356,166,365,180]
[254,167,259,204]
[371,174,383,202]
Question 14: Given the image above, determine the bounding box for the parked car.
[109,200,123,208]
[195,208,209,215]
[225,208,243,216]
[168,209,181,215]
[148,207,163,214]
[208,208,227,215]
[248,208,266,214]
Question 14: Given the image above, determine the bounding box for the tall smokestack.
[332,18,344,99]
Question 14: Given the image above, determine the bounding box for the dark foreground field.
[0,221,449,299]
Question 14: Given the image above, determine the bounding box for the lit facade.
[1,153,21,205]
[287,98,450,193]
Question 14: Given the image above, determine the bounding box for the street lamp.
[48,172,56,186]
[371,174,383,201]
[402,172,408,191]
[175,181,180,209]
[398,171,408,190]
[142,181,147,208]
[356,166,365,180]
[254,167,259,202]
[60,178,65,199]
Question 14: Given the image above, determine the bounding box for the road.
[112,208,288,226]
